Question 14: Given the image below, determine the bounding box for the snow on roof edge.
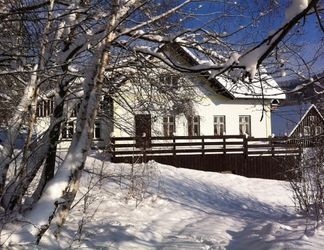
[169,43,286,100]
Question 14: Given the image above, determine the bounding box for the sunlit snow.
[29,152,324,249]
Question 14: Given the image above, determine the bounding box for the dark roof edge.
[163,43,235,100]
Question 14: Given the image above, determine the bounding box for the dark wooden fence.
[110,135,302,180]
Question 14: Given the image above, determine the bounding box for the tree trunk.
[10,1,120,243]
[0,0,55,205]
[0,68,39,196]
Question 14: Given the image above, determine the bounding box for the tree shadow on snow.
[159,174,298,249]
[58,221,162,249]
[226,219,314,250]
[161,174,288,221]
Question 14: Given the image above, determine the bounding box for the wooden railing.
[110,135,302,158]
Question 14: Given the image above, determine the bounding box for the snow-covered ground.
[36,151,324,249]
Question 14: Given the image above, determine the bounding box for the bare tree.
[0,0,322,246]
[283,135,324,234]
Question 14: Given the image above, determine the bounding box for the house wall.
[196,95,271,137]
[33,91,273,152]
[113,82,272,138]
[34,115,113,150]
[34,117,78,150]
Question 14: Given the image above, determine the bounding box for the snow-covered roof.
[271,104,316,137]
[167,43,285,100]
[215,68,286,99]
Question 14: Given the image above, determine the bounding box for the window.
[62,121,74,138]
[71,102,80,117]
[315,126,322,136]
[214,116,225,135]
[160,74,179,88]
[163,116,175,136]
[239,115,251,135]
[94,121,101,139]
[170,76,179,86]
[36,99,54,117]
[99,95,113,118]
[303,126,310,137]
[188,116,200,136]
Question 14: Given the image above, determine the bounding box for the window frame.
[315,126,322,136]
[71,102,80,117]
[214,115,226,136]
[239,115,251,135]
[94,121,101,139]
[163,116,176,137]
[62,121,74,139]
[188,116,200,136]
[36,99,54,117]
[159,74,180,89]
[303,126,310,137]
[99,95,113,117]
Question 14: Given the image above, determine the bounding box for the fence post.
[243,136,248,158]
[223,136,226,155]
[110,137,115,162]
[202,137,205,156]
[242,136,248,177]
[143,143,147,163]
[173,137,176,156]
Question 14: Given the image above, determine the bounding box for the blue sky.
[179,0,323,77]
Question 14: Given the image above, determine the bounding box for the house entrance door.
[135,114,151,148]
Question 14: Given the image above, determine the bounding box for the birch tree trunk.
[49,1,119,238]
[0,0,55,207]
[9,0,120,243]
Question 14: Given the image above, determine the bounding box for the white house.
[112,44,285,141]
[33,43,285,150]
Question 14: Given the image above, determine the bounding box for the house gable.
[271,104,324,137]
